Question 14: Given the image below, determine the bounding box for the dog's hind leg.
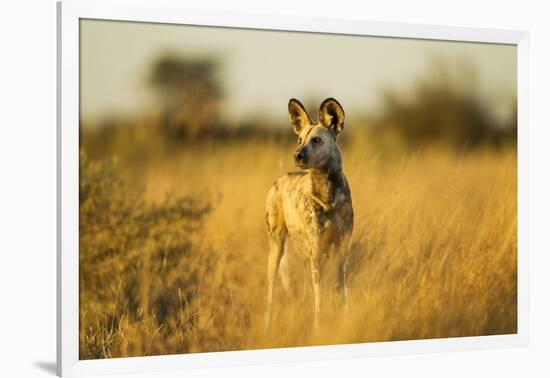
[265,184,287,332]
[278,242,290,294]
[265,233,286,332]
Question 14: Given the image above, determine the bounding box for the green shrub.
[79,151,212,358]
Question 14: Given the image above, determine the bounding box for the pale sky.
[80,19,517,125]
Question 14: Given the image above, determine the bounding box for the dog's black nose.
[294,150,306,162]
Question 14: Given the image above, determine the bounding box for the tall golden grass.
[79,134,516,359]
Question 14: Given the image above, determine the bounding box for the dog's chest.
[282,173,351,252]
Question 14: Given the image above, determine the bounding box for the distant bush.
[371,62,517,150]
[79,151,213,358]
[149,54,223,139]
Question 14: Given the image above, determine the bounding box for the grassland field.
[79,132,517,359]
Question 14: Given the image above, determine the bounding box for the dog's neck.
[308,157,344,212]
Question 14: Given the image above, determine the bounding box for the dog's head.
[289,98,345,170]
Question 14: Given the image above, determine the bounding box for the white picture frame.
[57,0,530,376]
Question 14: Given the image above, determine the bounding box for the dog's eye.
[312,137,322,144]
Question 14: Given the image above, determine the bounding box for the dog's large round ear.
[288,98,311,135]
[319,98,345,135]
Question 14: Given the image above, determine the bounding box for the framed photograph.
[57,0,529,376]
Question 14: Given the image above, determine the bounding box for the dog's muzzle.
[294,149,307,167]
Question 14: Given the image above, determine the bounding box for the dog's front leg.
[337,249,349,310]
[309,253,321,330]
[336,233,352,312]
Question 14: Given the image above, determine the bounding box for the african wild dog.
[265,98,354,330]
